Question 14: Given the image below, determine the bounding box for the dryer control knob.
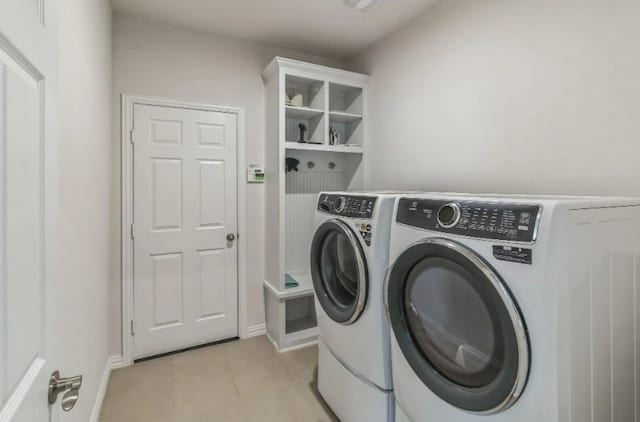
[437,203,461,228]
[334,196,347,213]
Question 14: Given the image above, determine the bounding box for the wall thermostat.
[247,166,265,183]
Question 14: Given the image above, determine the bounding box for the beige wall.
[57,0,113,420]
[350,0,640,196]
[111,14,346,355]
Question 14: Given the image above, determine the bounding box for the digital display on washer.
[396,198,541,242]
[317,194,377,219]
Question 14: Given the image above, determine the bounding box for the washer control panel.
[397,198,541,243]
[318,194,377,219]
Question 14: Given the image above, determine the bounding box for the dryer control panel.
[317,194,377,219]
[396,198,541,243]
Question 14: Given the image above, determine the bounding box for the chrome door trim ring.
[311,218,368,325]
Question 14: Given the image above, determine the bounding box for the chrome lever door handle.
[226,233,236,242]
[49,371,83,411]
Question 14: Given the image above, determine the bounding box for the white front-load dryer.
[311,192,398,422]
[385,193,640,422]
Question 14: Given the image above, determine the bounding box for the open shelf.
[286,106,324,120]
[264,272,314,300]
[329,111,363,123]
[285,143,363,154]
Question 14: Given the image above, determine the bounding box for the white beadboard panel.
[285,170,346,274]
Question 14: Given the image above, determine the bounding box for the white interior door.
[133,104,239,359]
[0,0,61,421]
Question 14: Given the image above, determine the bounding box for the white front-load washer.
[385,193,640,422]
[311,192,398,422]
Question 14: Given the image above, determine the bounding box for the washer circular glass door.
[311,219,368,325]
[385,238,529,414]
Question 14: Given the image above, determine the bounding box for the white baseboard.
[266,332,279,351]
[108,355,125,370]
[89,355,123,422]
[265,332,318,354]
[279,340,319,353]
[245,323,266,338]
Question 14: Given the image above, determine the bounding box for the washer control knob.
[334,196,347,213]
[437,203,461,228]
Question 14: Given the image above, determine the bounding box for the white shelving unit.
[262,57,368,352]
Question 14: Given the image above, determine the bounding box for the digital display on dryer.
[396,198,541,243]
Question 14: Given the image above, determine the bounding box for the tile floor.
[99,336,338,422]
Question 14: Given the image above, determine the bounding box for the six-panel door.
[133,104,238,359]
[1,0,59,420]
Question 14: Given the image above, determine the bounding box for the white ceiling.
[110,0,439,60]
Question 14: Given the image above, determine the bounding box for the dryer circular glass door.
[311,219,368,325]
[385,238,529,414]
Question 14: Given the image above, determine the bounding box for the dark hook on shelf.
[285,157,300,172]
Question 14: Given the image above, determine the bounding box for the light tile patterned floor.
[100,336,338,422]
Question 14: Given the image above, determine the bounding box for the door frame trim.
[120,94,248,366]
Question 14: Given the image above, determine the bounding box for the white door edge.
[120,94,248,366]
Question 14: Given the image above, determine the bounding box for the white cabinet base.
[264,280,318,352]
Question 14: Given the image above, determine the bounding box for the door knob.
[226,233,236,242]
[49,371,82,411]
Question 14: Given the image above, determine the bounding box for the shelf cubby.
[286,109,325,144]
[329,82,363,116]
[286,75,325,110]
[286,296,317,334]
[329,116,363,148]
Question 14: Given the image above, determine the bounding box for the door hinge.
[129,129,134,144]
[130,224,135,239]
[131,320,135,336]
